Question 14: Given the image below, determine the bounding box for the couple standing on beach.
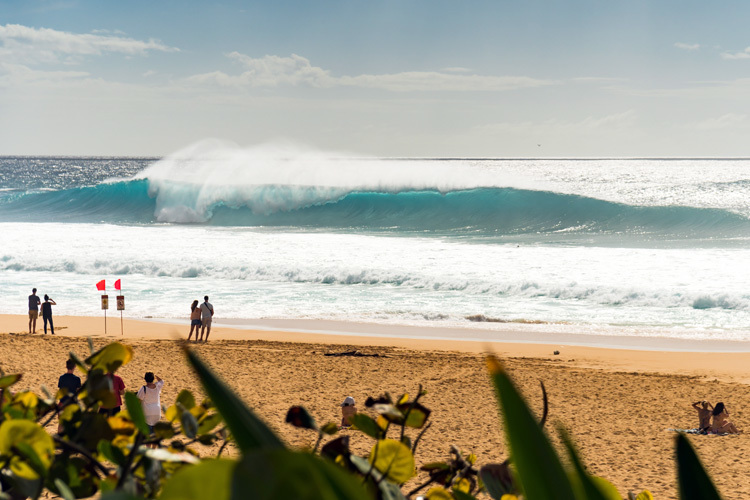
[188,295,214,342]
[28,287,56,335]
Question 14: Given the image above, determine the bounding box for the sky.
[2,0,750,157]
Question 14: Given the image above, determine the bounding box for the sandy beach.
[2,314,750,499]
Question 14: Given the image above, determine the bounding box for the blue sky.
[2,0,750,156]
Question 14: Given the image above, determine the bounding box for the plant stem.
[53,435,110,477]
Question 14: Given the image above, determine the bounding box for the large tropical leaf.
[232,449,373,500]
[676,433,723,500]
[486,355,576,500]
[159,459,234,500]
[184,347,284,452]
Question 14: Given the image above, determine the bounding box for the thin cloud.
[684,113,747,131]
[0,24,179,64]
[188,52,556,92]
[721,47,750,59]
[674,42,700,51]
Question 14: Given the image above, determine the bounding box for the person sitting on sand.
[692,400,713,433]
[340,396,357,428]
[188,300,201,342]
[711,402,740,434]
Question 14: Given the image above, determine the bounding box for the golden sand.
[2,314,750,499]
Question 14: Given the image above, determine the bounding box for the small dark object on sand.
[553,350,560,355]
[324,350,386,358]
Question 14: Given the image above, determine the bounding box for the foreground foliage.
[0,340,726,499]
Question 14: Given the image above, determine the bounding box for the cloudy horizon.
[3,1,750,157]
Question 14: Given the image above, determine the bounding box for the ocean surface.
[3,140,750,343]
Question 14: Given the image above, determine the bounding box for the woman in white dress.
[136,372,164,434]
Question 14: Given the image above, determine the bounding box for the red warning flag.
[114,279,121,291]
[96,280,106,291]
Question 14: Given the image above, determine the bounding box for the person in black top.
[41,294,57,335]
[28,288,41,334]
[58,359,81,433]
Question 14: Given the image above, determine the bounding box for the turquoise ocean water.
[3,140,750,343]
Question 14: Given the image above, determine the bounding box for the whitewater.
[3,140,750,343]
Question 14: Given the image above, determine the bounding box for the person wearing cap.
[340,396,357,428]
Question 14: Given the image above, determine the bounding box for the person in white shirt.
[136,372,164,434]
[199,295,214,342]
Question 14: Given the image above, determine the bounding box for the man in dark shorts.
[28,288,41,334]
[98,372,126,417]
[58,359,82,432]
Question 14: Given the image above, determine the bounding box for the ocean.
[3,140,750,343]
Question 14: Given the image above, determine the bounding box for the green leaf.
[321,436,350,460]
[54,478,76,500]
[479,463,513,499]
[160,458,235,500]
[350,414,382,439]
[231,449,374,500]
[124,392,150,436]
[85,342,133,373]
[0,420,55,479]
[561,427,620,500]
[184,348,284,452]
[676,433,724,500]
[452,490,479,500]
[0,373,21,388]
[98,440,126,466]
[181,410,199,439]
[369,439,415,484]
[285,406,318,430]
[397,402,431,428]
[153,421,176,439]
[349,455,405,500]
[68,351,89,375]
[486,355,576,500]
[176,389,196,411]
[197,412,222,435]
[320,422,339,436]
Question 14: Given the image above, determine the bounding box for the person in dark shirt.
[58,359,82,433]
[41,294,57,335]
[28,288,41,334]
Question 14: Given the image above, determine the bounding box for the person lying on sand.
[692,400,713,433]
[711,402,740,434]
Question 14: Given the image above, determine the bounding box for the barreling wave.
[2,179,750,239]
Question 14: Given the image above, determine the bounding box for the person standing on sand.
[98,372,125,417]
[692,400,713,433]
[199,295,214,342]
[188,300,202,342]
[28,288,41,334]
[57,359,81,433]
[136,372,164,435]
[41,294,57,335]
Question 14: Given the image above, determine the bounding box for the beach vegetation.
[0,341,727,499]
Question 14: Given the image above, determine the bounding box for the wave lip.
[2,179,750,242]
